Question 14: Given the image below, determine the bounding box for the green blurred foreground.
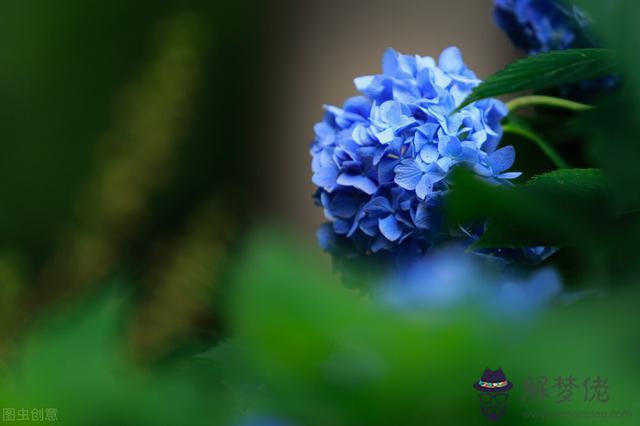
[0,232,637,425]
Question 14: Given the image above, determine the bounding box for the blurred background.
[0,0,518,360]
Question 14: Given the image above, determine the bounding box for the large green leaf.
[457,49,616,110]
[481,168,607,249]
[526,168,607,195]
[447,169,610,250]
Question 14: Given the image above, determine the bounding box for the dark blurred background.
[0,0,518,361]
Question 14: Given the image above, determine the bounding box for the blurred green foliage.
[2,233,638,425]
[0,0,265,358]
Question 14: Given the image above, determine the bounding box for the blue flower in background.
[493,1,616,103]
[311,47,519,257]
[378,245,563,319]
[493,0,593,54]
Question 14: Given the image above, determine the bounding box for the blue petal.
[434,157,453,175]
[416,54,436,71]
[473,163,492,177]
[373,127,395,144]
[352,123,373,145]
[432,67,452,87]
[377,157,398,184]
[329,192,359,218]
[392,79,420,102]
[415,123,439,141]
[335,112,366,129]
[364,196,393,215]
[380,101,416,131]
[450,84,468,107]
[414,202,430,229]
[316,223,335,250]
[416,174,434,200]
[526,268,562,301]
[413,132,428,152]
[416,68,438,99]
[394,159,423,190]
[314,122,334,139]
[372,145,387,165]
[323,104,344,118]
[438,46,464,74]
[343,96,371,117]
[359,217,379,236]
[354,75,392,101]
[471,130,487,144]
[400,199,412,211]
[396,211,414,227]
[438,135,462,157]
[354,75,375,92]
[420,143,439,164]
[312,165,338,189]
[333,219,350,234]
[382,48,399,76]
[379,215,403,241]
[371,235,395,253]
[395,52,417,78]
[337,173,378,195]
[497,171,522,179]
[488,145,516,174]
[459,143,479,162]
[347,208,366,237]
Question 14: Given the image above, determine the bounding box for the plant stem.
[502,124,570,169]
[507,95,594,113]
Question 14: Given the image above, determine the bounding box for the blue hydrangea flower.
[493,0,593,54]
[493,1,616,103]
[377,244,563,319]
[311,47,519,257]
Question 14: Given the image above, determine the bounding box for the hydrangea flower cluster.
[492,0,593,54]
[493,1,615,101]
[311,47,519,257]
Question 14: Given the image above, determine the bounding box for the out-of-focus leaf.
[447,169,611,249]
[229,231,498,426]
[526,168,607,195]
[457,49,616,110]
[0,288,228,426]
[221,232,640,426]
[574,1,640,211]
[576,1,639,96]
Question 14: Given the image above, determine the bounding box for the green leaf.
[447,169,610,250]
[526,168,607,194]
[456,49,616,110]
